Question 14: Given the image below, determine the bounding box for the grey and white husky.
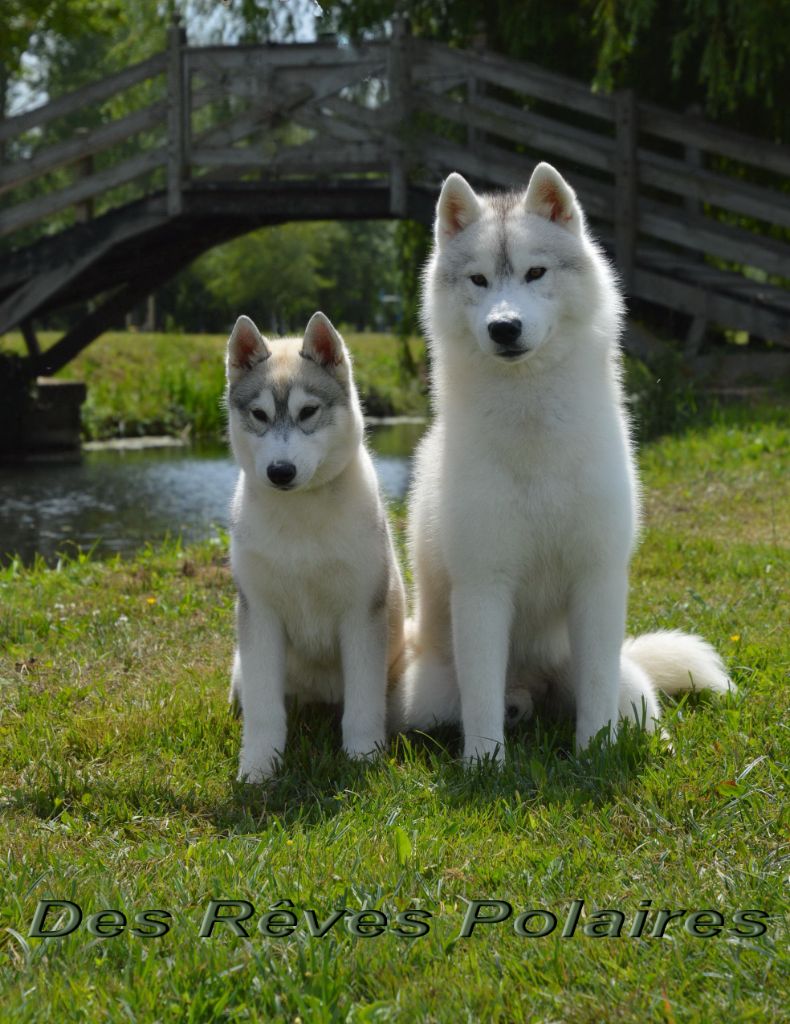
[226,312,406,782]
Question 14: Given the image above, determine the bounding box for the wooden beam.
[413,39,615,122]
[387,15,410,217]
[186,42,387,73]
[20,319,41,361]
[637,202,790,286]
[0,53,166,143]
[0,100,168,196]
[29,263,186,380]
[411,88,614,174]
[637,150,790,229]
[639,102,790,179]
[0,146,167,238]
[0,207,168,336]
[614,89,638,293]
[631,267,790,345]
[167,18,187,217]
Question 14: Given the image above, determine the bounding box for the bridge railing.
[0,51,170,240]
[1,23,788,354]
[407,39,790,349]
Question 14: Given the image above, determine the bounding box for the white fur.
[395,164,731,764]
[228,312,406,781]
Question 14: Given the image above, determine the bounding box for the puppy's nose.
[267,461,297,487]
[488,319,523,346]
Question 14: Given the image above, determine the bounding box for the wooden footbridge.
[2,18,789,401]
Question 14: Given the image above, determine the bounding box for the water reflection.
[0,421,425,565]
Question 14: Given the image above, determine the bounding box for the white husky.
[226,312,406,782]
[396,163,730,764]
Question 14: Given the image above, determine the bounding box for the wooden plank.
[189,58,386,103]
[32,270,173,378]
[191,140,386,171]
[21,319,41,360]
[689,351,790,386]
[413,39,615,122]
[639,102,790,179]
[614,89,638,291]
[0,100,168,195]
[632,267,790,344]
[182,181,394,221]
[0,206,168,335]
[417,132,615,221]
[411,88,614,174]
[387,15,410,217]
[291,106,373,143]
[193,86,312,151]
[638,200,790,280]
[167,21,186,217]
[316,96,388,132]
[0,146,167,237]
[0,53,166,143]
[638,149,790,229]
[186,42,387,74]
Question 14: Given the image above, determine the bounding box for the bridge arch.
[1,17,788,389]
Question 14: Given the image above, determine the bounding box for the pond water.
[0,421,425,565]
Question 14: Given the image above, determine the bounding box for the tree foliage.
[322,0,790,138]
[179,221,399,334]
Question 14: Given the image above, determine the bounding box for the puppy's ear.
[227,315,270,382]
[301,312,350,383]
[524,162,583,235]
[436,172,482,244]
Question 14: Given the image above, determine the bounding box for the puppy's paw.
[505,686,534,726]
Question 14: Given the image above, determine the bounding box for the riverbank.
[2,329,428,440]
[1,407,787,1020]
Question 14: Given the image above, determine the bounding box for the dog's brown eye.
[526,267,546,282]
[470,274,488,287]
[299,405,319,423]
[251,408,269,423]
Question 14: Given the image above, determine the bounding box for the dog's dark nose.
[488,319,523,347]
[267,461,297,487]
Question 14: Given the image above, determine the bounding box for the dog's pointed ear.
[227,315,270,382]
[301,312,350,382]
[524,162,583,235]
[436,172,482,243]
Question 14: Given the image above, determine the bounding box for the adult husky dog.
[397,163,730,764]
[227,312,406,782]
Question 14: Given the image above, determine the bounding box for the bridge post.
[388,15,411,217]
[614,88,638,294]
[167,15,187,217]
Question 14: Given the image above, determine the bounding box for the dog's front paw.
[343,733,384,762]
[462,737,505,768]
[237,746,280,783]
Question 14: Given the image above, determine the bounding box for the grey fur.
[436,186,586,291]
[300,351,350,395]
[230,356,349,437]
[236,588,250,645]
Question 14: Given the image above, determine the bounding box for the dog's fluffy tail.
[623,630,732,696]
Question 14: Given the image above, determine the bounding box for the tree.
[194,222,346,335]
[320,0,790,139]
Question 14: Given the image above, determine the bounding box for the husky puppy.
[397,163,730,764]
[226,312,406,782]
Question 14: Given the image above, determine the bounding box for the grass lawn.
[0,329,428,439]
[0,404,787,1021]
